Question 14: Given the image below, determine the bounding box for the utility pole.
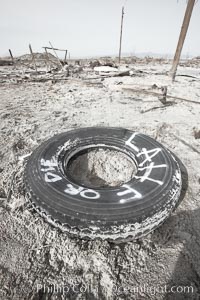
[170,0,195,81]
[118,6,125,65]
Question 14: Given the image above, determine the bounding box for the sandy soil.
[67,148,136,188]
[0,58,200,300]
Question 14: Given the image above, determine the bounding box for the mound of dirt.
[16,52,60,69]
[18,52,57,61]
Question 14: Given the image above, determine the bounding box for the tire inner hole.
[66,148,137,188]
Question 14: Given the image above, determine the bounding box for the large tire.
[24,127,182,242]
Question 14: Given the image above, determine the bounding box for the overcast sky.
[0,0,199,58]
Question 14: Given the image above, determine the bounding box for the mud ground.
[0,59,200,300]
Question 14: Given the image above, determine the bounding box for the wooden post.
[64,50,68,63]
[29,44,38,72]
[170,0,195,81]
[44,47,50,72]
[118,6,124,65]
[9,49,14,64]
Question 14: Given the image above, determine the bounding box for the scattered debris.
[89,60,101,68]
[173,134,200,155]
[122,86,200,105]
[94,66,119,74]
[141,102,174,114]
[193,128,200,139]
[0,59,13,66]
[176,74,199,79]
[151,83,159,89]
[158,86,168,104]
[1,56,200,300]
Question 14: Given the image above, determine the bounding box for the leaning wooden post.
[118,6,124,65]
[44,47,51,72]
[43,47,48,72]
[9,49,14,65]
[170,0,195,81]
[29,44,38,72]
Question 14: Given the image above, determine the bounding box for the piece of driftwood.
[31,77,69,82]
[43,47,66,51]
[123,87,200,105]
[176,74,199,79]
[173,134,200,155]
[141,102,175,114]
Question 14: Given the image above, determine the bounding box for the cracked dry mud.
[0,59,200,300]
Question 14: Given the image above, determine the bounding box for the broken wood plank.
[43,46,67,52]
[172,134,200,155]
[123,87,200,105]
[141,102,175,114]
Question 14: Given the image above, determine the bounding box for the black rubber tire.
[24,127,182,242]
